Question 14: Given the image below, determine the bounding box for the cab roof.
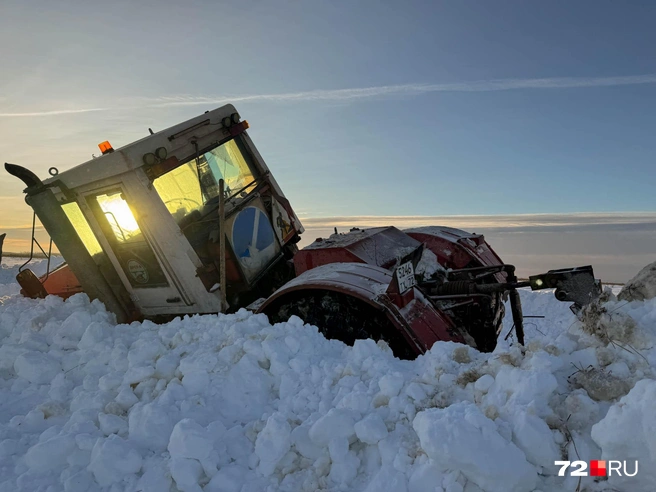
[44,104,239,190]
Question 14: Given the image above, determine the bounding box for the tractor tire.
[263,289,418,360]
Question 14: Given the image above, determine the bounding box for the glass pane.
[153,138,257,222]
[89,191,170,289]
[62,202,103,256]
[205,139,255,198]
[153,162,204,221]
[95,192,142,243]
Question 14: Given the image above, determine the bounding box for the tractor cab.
[6,105,303,322]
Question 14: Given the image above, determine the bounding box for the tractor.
[5,105,601,358]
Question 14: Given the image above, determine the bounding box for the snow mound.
[592,379,656,492]
[619,261,656,302]
[0,268,655,491]
[413,403,537,492]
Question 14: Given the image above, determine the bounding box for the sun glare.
[96,193,141,241]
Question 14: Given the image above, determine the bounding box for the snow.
[591,379,656,491]
[413,403,537,492]
[0,257,63,298]
[0,256,655,491]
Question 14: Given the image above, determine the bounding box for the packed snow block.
[485,365,557,417]
[25,435,77,472]
[363,467,408,492]
[408,461,445,492]
[14,351,61,384]
[591,379,656,491]
[128,402,174,452]
[308,408,356,446]
[136,457,173,492]
[413,403,537,492]
[255,413,292,476]
[510,412,560,470]
[170,457,204,492]
[619,261,656,302]
[168,418,214,461]
[54,310,94,349]
[290,424,324,460]
[354,413,388,444]
[98,412,128,437]
[87,434,143,487]
[206,463,249,492]
[378,373,405,397]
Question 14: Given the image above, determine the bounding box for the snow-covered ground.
[0,259,654,492]
[0,258,63,298]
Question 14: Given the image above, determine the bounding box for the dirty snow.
[0,258,655,492]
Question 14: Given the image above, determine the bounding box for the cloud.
[0,108,108,117]
[300,212,656,232]
[2,74,656,117]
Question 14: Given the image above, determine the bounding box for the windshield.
[153,138,257,222]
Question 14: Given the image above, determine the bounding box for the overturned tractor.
[5,105,600,358]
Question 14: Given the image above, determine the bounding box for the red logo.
[590,460,607,476]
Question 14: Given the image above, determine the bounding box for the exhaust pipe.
[4,163,129,323]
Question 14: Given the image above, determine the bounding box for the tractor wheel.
[263,290,418,360]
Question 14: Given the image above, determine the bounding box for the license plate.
[396,261,416,294]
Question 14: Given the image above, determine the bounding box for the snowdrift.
[0,260,655,492]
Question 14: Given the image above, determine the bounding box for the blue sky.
[1,0,655,279]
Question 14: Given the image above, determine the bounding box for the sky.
[1,0,655,281]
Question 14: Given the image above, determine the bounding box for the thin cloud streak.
[2,74,656,117]
[0,108,108,117]
[300,212,656,231]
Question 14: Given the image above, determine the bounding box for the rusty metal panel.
[294,227,421,275]
[258,262,458,355]
[406,226,506,282]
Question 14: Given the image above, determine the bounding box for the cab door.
[85,187,190,312]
